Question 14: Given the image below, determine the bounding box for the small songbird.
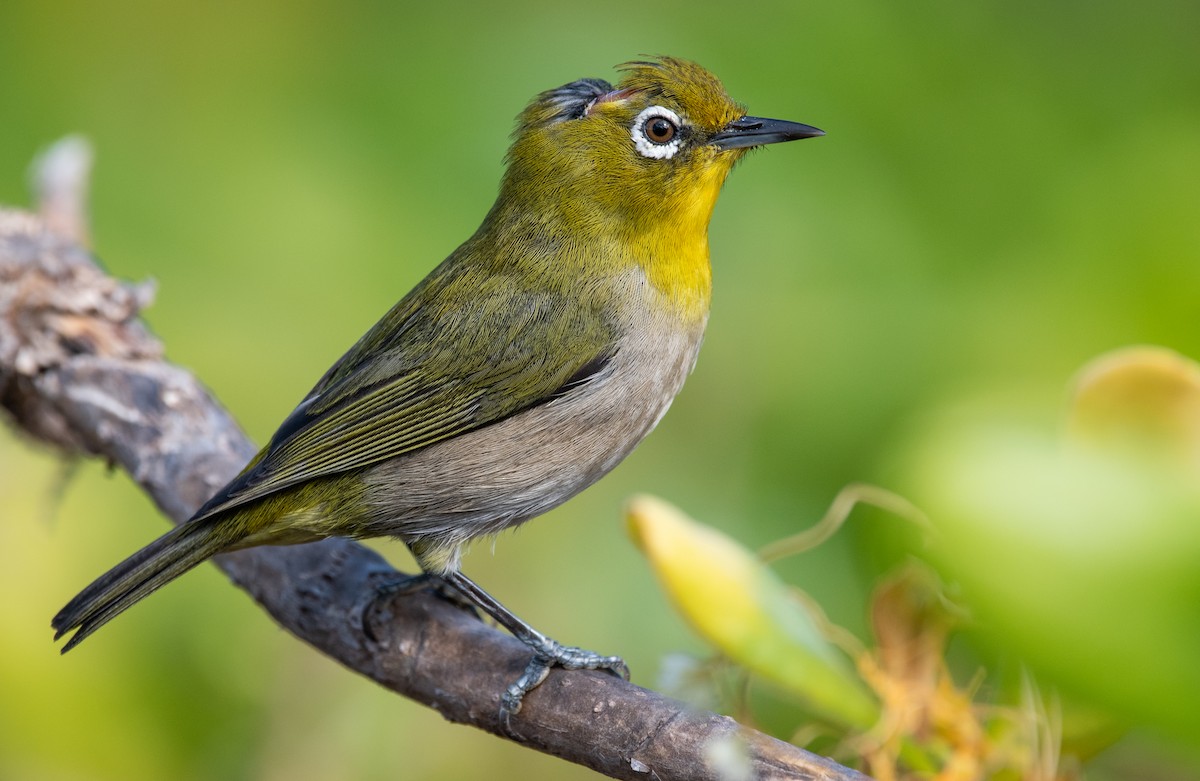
[52,56,822,715]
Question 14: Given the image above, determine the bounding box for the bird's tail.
[52,518,230,652]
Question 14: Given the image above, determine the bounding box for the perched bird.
[52,56,822,715]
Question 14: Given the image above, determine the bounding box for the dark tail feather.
[52,519,228,652]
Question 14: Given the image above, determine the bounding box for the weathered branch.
[1,138,871,781]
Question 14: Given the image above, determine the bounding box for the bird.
[51,56,823,716]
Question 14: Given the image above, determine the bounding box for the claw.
[499,638,630,721]
[500,656,552,724]
[438,570,630,721]
[373,572,480,616]
[373,572,435,600]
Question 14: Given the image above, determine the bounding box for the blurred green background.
[2,0,1198,779]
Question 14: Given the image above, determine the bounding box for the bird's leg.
[374,571,434,597]
[442,570,630,720]
[372,571,480,616]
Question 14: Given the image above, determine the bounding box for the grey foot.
[373,572,479,616]
[500,637,630,722]
[438,570,629,723]
[373,572,434,599]
[364,573,483,644]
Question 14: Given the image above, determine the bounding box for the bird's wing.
[191,273,616,521]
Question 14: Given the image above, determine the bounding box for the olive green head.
[497,56,822,236]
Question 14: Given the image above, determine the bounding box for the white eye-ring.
[631,106,683,160]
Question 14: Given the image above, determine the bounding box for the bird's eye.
[631,106,684,160]
[644,116,677,144]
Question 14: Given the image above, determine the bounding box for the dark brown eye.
[644,116,677,144]
[632,106,684,159]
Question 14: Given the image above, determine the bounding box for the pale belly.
[358,299,706,570]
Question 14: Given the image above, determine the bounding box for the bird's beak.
[710,116,825,150]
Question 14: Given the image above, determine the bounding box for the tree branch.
[1,138,871,781]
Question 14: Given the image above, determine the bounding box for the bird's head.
[495,57,822,240]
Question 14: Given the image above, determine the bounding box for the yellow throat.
[487,58,754,322]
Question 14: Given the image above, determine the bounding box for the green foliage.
[905,347,1200,745]
[632,347,1200,777]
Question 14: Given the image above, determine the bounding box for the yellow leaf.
[627,495,880,729]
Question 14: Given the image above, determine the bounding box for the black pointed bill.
[710,116,825,150]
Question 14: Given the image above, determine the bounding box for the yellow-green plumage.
[52,57,822,701]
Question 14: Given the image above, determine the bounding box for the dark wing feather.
[191,263,615,521]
